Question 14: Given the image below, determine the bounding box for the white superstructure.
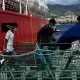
[28,0,49,15]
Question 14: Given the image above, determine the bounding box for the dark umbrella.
[55,22,80,50]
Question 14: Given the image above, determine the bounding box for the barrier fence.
[0,42,80,80]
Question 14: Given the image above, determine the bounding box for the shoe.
[0,59,5,64]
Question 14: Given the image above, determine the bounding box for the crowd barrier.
[0,42,80,80]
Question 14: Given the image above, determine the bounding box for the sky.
[40,0,80,5]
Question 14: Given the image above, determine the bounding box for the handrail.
[0,43,80,79]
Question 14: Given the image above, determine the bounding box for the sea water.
[54,24,74,38]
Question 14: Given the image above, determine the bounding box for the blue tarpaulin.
[55,22,80,50]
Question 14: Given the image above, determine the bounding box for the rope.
[0,42,79,58]
[0,50,36,58]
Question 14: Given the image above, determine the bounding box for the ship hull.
[0,10,48,51]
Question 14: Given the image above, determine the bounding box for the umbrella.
[55,22,80,50]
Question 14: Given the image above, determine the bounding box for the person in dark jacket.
[37,18,57,49]
[37,19,57,70]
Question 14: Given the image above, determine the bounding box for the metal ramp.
[0,43,80,80]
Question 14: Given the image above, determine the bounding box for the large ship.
[0,0,49,51]
[0,1,80,80]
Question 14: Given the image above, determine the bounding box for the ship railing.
[0,42,80,80]
[0,0,47,18]
[0,0,28,14]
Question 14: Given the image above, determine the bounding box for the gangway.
[0,42,80,80]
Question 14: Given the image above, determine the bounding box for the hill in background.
[47,4,80,18]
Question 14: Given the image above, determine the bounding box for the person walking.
[37,19,58,71]
[3,22,18,55]
[0,22,18,64]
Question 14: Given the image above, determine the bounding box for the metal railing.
[0,0,28,14]
[0,42,80,80]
